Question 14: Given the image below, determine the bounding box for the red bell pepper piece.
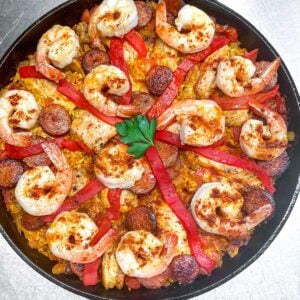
[3,138,91,159]
[211,85,279,110]
[145,146,216,274]
[155,130,275,193]
[90,217,112,246]
[106,189,122,220]
[244,49,259,62]
[83,258,101,286]
[57,79,122,126]
[232,126,242,143]
[19,65,46,79]
[109,37,132,104]
[125,276,141,289]
[147,37,230,119]
[41,179,104,223]
[124,30,147,58]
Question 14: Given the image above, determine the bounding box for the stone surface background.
[0,0,299,299]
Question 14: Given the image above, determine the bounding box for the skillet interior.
[0,0,300,299]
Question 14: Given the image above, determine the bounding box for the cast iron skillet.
[0,0,299,299]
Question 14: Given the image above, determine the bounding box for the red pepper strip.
[147,38,230,119]
[244,49,259,62]
[109,37,132,104]
[90,217,112,246]
[57,79,122,125]
[232,126,242,143]
[155,130,275,194]
[211,85,279,110]
[124,30,147,58]
[19,65,46,79]
[41,179,104,223]
[3,138,91,159]
[145,146,216,274]
[106,189,122,220]
[83,258,101,286]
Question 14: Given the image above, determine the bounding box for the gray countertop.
[0,1,300,299]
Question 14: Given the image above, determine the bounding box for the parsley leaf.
[116,115,157,159]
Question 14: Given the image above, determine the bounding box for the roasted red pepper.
[124,30,147,58]
[145,146,216,274]
[244,48,259,62]
[109,37,132,104]
[57,79,122,125]
[232,126,242,143]
[90,217,112,246]
[19,65,46,79]
[211,85,279,110]
[155,130,275,193]
[41,179,104,223]
[147,37,230,119]
[83,258,101,286]
[3,138,91,159]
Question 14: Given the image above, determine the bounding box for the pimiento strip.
[124,30,147,58]
[41,179,104,223]
[83,258,101,286]
[211,85,279,110]
[109,37,132,104]
[19,65,46,79]
[145,146,216,274]
[57,79,122,125]
[147,37,230,119]
[244,48,259,61]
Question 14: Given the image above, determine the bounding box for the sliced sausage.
[125,205,157,234]
[39,104,71,136]
[155,141,178,168]
[146,65,173,96]
[164,0,185,17]
[255,61,278,92]
[82,49,110,73]
[131,92,155,115]
[135,1,153,30]
[167,157,182,180]
[70,263,84,279]
[0,159,24,188]
[130,161,156,195]
[1,189,13,210]
[242,187,275,216]
[139,269,170,289]
[169,254,200,284]
[257,151,289,178]
[21,213,46,230]
[125,276,141,290]
[23,136,51,168]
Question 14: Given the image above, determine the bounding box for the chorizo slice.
[21,213,46,231]
[255,61,278,92]
[125,205,157,234]
[131,92,155,115]
[164,0,185,17]
[82,49,110,73]
[70,263,84,279]
[139,269,170,289]
[169,254,199,284]
[155,141,178,168]
[146,65,173,96]
[0,159,24,188]
[23,136,51,168]
[39,104,71,136]
[167,157,182,180]
[135,1,153,30]
[257,151,289,178]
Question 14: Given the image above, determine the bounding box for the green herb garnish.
[116,115,156,159]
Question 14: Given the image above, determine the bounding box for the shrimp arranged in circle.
[0,90,40,147]
[240,101,288,160]
[157,99,225,146]
[15,142,73,216]
[191,182,273,238]
[88,0,138,44]
[115,230,178,278]
[47,211,118,263]
[83,65,137,117]
[94,143,145,189]
[156,1,215,53]
[36,25,80,81]
[216,56,281,97]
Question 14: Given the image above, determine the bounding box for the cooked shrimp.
[94,143,145,189]
[83,65,137,117]
[47,211,118,263]
[216,56,281,97]
[115,230,178,278]
[191,182,273,238]
[15,142,73,216]
[0,90,40,146]
[36,25,80,81]
[240,101,288,160]
[156,1,215,53]
[89,0,138,42]
[157,99,225,146]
